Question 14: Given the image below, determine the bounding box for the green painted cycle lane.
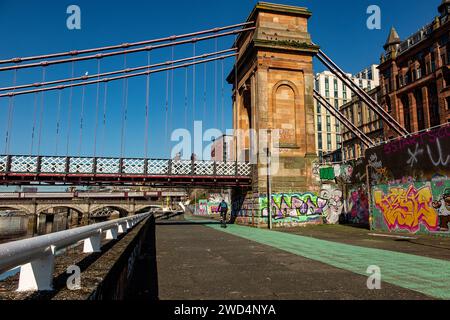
[189,219,450,299]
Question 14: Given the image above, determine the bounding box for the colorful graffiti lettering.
[373,185,438,233]
[259,193,327,221]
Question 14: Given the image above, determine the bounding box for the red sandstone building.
[379,0,450,139]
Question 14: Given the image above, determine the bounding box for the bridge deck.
[153,215,431,300]
[0,156,252,186]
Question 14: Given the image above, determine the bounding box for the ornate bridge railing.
[0,155,252,186]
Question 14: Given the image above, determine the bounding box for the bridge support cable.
[192,41,196,125]
[169,46,175,157]
[313,89,374,148]
[0,21,254,65]
[184,67,188,131]
[214,38,218,129]
[0,52,239,98]
[4,69,17,155]
[101,82,109,156]
[30,93,38,156]
[203,63,207,122]
[93,60,101,158]
[164,67,170,157]
[144,51,151,159]
[0,27,255,73]
[120,53,129,159]
[0,48,237,94]
[37,67,47,155]
[221,58,225,132]
[316,49,409,137]
[55,89,62,155]
[78,86,86,157]
[66,62,75,157]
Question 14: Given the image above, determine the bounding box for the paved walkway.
[154,216,445,300]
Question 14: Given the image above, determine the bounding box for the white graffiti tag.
[407,144,424,168]
[427,139,450,166]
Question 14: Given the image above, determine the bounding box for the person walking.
[219,199,229,228]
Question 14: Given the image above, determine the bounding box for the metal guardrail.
[0,213,150,292]
[0,156,252,177]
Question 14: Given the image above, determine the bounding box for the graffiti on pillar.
[259,193,327,223]
[348,187,369,225]
[319,187,343,225]
[431,179,450,231]
[198,200,208,216]
[373,184,438,233]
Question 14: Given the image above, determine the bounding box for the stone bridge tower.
[228,2,320,227]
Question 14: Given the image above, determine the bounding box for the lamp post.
[266,130,273,230]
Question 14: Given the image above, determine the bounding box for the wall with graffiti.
[371,179,450,235]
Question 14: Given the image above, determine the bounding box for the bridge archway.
[89,205,129,218]
[0,205,33,215]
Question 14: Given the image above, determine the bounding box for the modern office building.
[314,65,380,161]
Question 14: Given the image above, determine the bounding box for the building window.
[327,134,332,151]
[318,135,323,150]
[317,116,322,132]
[325,77,329,90]
[326,116,331,133]
[317,103,322,114]
[334,99,339,110]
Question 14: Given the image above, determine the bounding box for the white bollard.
[17,246,55,292]
[105,226,118,240]
[83,231,102,253]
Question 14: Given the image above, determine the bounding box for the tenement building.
[379,0,450,139]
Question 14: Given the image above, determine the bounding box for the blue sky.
[0,0,440,160]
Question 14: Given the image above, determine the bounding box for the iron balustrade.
[0,213,150,292]
[0,156,252,177]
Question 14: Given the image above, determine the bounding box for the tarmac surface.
[154,214,442,300]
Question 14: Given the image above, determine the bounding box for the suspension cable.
[0,48,237,93]
[144,51,151,159]
[0,22,253,65]
[93,60,101,158]
[37,67,47,155]
[1,53,238,98]
[0,27,254,72]
[30,93,38,156]
[169,46,174,156]
[78,85,86,157]
[66,62,75,157]
[221,57,225,132]
[5,69,17,155]
[192,42,196,124]
[55,89,62,155]
[120,53,128,158]
[164,66,169,156]
[184,67,188,130]
[203,63,207,122]
[101,82,108,156]
[214,37,218,129]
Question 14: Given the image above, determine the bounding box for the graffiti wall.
[371,179,450,235]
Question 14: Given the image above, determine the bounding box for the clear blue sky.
[0,0,440,160]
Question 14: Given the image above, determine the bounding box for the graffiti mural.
[373,184,439,233]
[320,187,343,225]
[348,187,369,225]
[259,193,327,223]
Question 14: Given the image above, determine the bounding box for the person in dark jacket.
[219,200,229,228]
